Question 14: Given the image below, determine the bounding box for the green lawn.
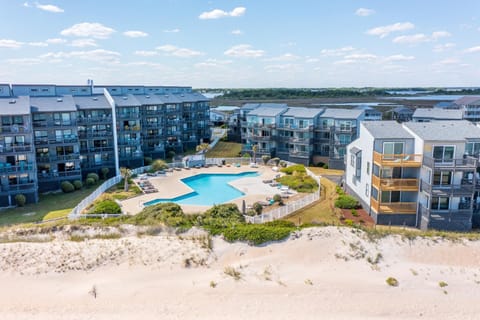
[0,185,101,226]
[206,141,242,158]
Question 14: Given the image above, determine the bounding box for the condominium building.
[346,120,480,231]
[239,103,365,168]
[0,84,210,206]
[453,96,480,122]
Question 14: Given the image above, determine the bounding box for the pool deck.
[120,165,289,214]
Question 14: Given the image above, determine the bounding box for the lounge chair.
[263,179,273,184]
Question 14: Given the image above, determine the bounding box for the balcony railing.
[37,154,80,162]
[0,144,33,153]
[0,124,30,133]
[119,151,144,159]
[33,120,76,127]
[0,182,37,193]
[423,156,477,169]
[372,175,419,191]
[77,115,112,124]
[373,152,422,167]
[78,131,113,138]
[277,124,313,131]
[0,162,35,173]
[38,170,82,180]
[371,197,417,214]
[420,180,475,196]
[289,150,311,158]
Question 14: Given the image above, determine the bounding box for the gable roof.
[454,96,480,106]
[363,121,414,139]
[283,107,324,118]
[403,120,480,141]
[30,95,77,112]
[320,108,364,119]
[412,108,463,120]
[0,96,30,115]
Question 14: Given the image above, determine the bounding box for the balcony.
[38,170,82,181]
[290,137,311,144]
[420,180,474,196]
[119,151,144,160]
[331,126,357,134]
[423,156,477,170]
[77,115,112,124]
[37,154,80,163]
[0,124,30,134]
[78,131,113,139]
[277,123,312,131]
[373,152,422,167]
[371,197,417,214]
[117,113,140,119]
[33,120,76,128]
[0,144,33,153]
[0,162,35,173]
[289,150,311,158]
[372,175,419,191]
[0,182,37,193]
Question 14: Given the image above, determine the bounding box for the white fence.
[205,157,254,166]
[69,175,122,219]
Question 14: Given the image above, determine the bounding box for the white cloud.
[70,39,97,47]
[305,58,319,63]
[333,59,357,65]
[465,46,480,53]
[355,8,375,16]
[156,44,203,57]
[23,2,31,7]
[123,30,148,38]
[264,64,302,72]
[35,3,64,13]
[393,33,429,44]
[344,53,377,60]
[224,44,265,58]
[431,31,451,40]
[28,42,48,47]
[6,58,42,65]
[195,59,233,68]
[164,29,180,33]
[438,58,459,65]
[366,22,415,38]
[46,38,66,44]
[199,7,246,19]
[264,53,300,62]
[231,29,243,35]
[385,54,415,61]
[134,50,158,57]
[0,39,23,48]
[433,43,455,52]
[320,46,355,57]
[60,22,115,39]
[40,49,121,63]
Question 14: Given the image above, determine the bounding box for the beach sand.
[0,226,479,319]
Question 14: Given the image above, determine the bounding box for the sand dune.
[0,226,479,319]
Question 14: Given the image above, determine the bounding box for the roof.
[320,108,364,119]
[111,94,142,107]
[30,95,77,112]
[363,121,414,139]
[434,101,455,109]
[247,105,288,117]
[215,106,240,112]
[350,146,362,155]
[454,96,480,106]
[412,108,463,120]
[0,96,30,115]
[74,95,111,109]
[403,120,480,141]
[176,92,209,102]
[282,107,323,118]
[242,103,287,111]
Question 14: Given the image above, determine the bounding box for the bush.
[280,164,306,175]
[351,208,359,217]
[276,174,319,193]
[86,172,99,183]
[279,160,287,168]
[144,157,153,165]
[252,202,263,215]
[15,194,26,207]
[336,186,345,195]
[386,277,399,287]
[73,180,83,190]
[101,167,110,180]
[335,195,359,209]
[151,159,168,172]
[85,177,96,187]
[322,164,329,169]
[89,200,121,215]
[167,151,176,159]
[61,181,75,193]
[261,155,271,165]
[273,194,282,203]
[272,157,280,166]
[222,221,296,245]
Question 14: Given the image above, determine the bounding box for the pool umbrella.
[242,200,246,215]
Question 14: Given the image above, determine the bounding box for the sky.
[0,0,480,88]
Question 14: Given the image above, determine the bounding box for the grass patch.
[69,233,121,242]
[276,174,318,193]
[307,166,344,176]
[438,281,448,288]
[42,208,71,221]
[206,141,242,158]
[224,266,242,280]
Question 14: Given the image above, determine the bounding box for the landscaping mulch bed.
[341,208,375,227]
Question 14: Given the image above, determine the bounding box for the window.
[433,146,455,162]
[381,191,400,203]
[365,183,370,197]
[383,142,404,158]
[433,171,452,186]
[431,197,449,210]
[350,154,355,167]
[366,162,370,175]
[465,142,480,156]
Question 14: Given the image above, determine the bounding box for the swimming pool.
[144,172,259,206]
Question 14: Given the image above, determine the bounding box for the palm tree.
[252,144,258,164]
[120,167,132,192]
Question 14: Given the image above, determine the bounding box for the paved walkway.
[121,165,287,215]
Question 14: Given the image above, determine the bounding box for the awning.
[350,146,362,155]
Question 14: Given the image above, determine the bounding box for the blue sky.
[0,0,479,88]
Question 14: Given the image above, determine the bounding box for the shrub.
[273,194,282,203]
[335,195,359,209]
[167,151,176,159]
[15,194,26,207]
[73,180,83,190]
[222,221,296,245]
[276,174,319,193]
[351,208,359,217]
[279,160,287,168]
[86,172,99,183]
[101,167,110,180]
[280,164,306,175]
[336,186,345,195]
[439,281,448,288]
[242,153,251,158]
[252,202,263,215]
[151,159,168,172]
[322,164,329,169]
[89,200,121,215]
[144,157,153,165]
[61,181,75,193]
[272,157,280,166]
[386,277,399,287]
[128,203,192,227]
[344,219,354,226]
[261,155,271,165]
[85,177,96,187]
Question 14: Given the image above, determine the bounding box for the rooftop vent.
[9,99,16,104]
[165,95,169,98]
[92,97,98,101]
[57,98,63,102]
[146,95,150,98]
[123,96,128,100]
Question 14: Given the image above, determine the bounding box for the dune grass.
[206,141,242,158]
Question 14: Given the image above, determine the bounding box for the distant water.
[203,92,224,99]
[386,90,433,95]
[312,102,399,107]
[387,95,466,101]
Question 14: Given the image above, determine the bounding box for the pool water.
[144,172,259,206]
